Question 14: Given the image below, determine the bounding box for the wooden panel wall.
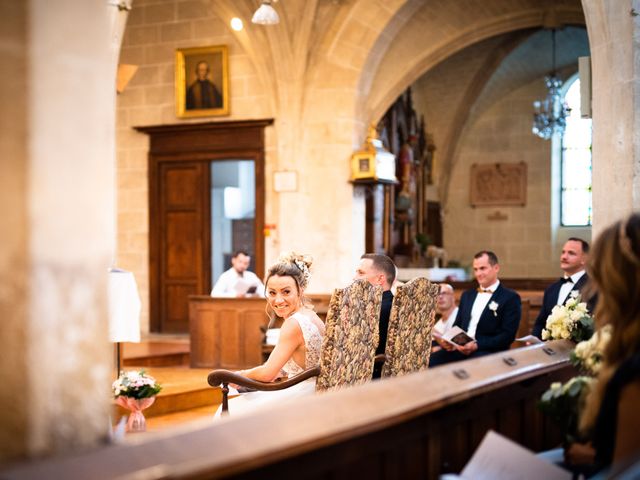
[189,296,267,369]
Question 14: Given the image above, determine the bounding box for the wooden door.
[138,120,272,333]
[157,162,210,332]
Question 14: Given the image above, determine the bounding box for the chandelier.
[532,29,570,140]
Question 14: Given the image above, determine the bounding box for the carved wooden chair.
[381,277,440,377]
[208,279,383,415]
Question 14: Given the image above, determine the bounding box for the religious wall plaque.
[469,162,527,207]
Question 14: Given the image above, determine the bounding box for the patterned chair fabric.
[316,279,383,392]
[381,277,439,377]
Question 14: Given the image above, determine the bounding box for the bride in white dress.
[216,252,325,417]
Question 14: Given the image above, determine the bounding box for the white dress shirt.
[468,280,500,338]
[210,268,265,298]
[434,307,459,335]
[557,270,586,306]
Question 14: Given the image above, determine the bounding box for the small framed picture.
[175,45,229,118]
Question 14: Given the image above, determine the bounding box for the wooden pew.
[4,341,576,480]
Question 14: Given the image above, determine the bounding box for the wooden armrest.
[209,366,321,416]
[208,366,321,391]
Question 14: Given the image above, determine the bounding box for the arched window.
[560,78,592,226]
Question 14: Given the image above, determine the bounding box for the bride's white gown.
[216,311,323,418]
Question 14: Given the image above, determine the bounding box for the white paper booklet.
[458,430,571,480]
[516,335,543,345]
[233,278,250,295]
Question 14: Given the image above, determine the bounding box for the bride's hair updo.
[265,251,313,292]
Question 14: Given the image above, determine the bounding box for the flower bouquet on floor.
[113,369,162,432]
[541,292,594,343]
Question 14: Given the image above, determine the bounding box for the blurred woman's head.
[581,213,640,433]
[588,213,640,364]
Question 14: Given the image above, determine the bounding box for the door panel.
[158,162,209,332]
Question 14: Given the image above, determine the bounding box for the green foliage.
[538,376,593,444]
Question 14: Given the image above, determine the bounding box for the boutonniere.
[488,301,499,317]
[569,290,579,299]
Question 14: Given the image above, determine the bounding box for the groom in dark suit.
[532,238,591,339]
[430,250,521,367]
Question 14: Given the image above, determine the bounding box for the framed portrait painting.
[175,45,229,118]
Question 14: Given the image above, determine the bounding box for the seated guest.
[215,252,324,417]
[211,250,265,298]
[432,283,458,353]
[429,251,521,367]
[354,253,396,378]
[532,238,592,339]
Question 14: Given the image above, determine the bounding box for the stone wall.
[117,1,271,333]
[444,79,558,276]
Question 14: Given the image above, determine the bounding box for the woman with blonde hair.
[215,252,325,417]
[569,213,640,475]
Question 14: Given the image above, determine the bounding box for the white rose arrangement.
[571,324,612,376]
[541,293,594,342]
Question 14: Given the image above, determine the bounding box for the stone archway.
[581,0,640,231]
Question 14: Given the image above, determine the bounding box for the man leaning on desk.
[210,250,265,298]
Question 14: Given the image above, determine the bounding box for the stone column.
[0,0,117,463]
[584,0,640,234]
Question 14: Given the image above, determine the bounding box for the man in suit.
[354,253,396,378]
[429,251,521,367]
[532,238,590,339]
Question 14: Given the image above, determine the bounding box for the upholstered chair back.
[316,279,383,392]
[381,277,439,377]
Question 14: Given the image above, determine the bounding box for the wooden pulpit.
[189,296,268,369]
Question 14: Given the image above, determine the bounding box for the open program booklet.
[442,430,571,480]
[434,326,475,347]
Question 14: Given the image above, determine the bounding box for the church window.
[560,78,592,226]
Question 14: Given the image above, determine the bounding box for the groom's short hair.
[361,253,396,288]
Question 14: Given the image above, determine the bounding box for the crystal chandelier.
[532,29,570,140]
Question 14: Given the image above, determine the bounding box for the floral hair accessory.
[277,251,313,289]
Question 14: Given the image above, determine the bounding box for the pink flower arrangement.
[112,370,162,399]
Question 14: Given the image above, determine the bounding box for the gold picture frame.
[175,45,229,118]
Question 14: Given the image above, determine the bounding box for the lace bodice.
[282,311,323,378]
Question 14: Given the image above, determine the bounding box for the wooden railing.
[3,341,575,479]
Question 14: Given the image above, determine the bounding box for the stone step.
[122,339,190,368]
[112,367,221,420]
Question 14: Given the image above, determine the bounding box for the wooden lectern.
[189,296,268,369]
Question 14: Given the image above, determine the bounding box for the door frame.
[136,119,273,332]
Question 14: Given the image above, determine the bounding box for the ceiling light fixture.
[532,29,570,140]
[252,0,280,25]
[230,17,243,31]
